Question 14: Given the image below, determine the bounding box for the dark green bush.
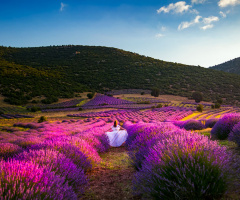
[151,88,160,97]
[31,107,41,112]
[215,103,221,109]
[38,116,47,123]
[78,107,83,111]
[87,92,95,99]
[217,98,223,104]
[196,104,203,112]
[31,100,38,104]
[41,96,58,104]
[156,104,163,108]
[141,92,145,95]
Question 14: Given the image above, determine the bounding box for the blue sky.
[0,0,240,67]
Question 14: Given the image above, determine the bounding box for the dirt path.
[81,146,141,200]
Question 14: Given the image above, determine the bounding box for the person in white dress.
[106,120,128,147]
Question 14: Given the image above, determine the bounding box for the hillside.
[1,45,240,105]
[210,57,240,75]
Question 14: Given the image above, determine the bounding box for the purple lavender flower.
[0,143,23,159]
[133,130,231,199]
[211,113,240,140]
[15,149,88,194]
[229,122,240,147]
[205,118,218,128]
[0,159,77,199]
[181,120,205,130]
[29,138,92,172]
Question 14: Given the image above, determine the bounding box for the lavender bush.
[0,143,23,159]
[133,130,232,200]
[182,120,205,130]
[211,113,240,140]
[229,122,240,147]
[29,138,92,172]
[15,149,88,194]
[0,159,77,200]
[205,118,218,128]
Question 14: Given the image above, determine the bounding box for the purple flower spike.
[211,113,240,140]
[0,159,77,199]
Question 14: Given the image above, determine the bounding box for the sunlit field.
[1,93,240,199]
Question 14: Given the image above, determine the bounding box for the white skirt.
[105,130,128,147]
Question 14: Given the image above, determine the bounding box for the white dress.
[105,125,128,147]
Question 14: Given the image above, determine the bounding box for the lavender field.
[1,94,240,199]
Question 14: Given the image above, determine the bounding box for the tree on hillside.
[87,92,95,99]
[192,92,203,103]
[151,88,160,97]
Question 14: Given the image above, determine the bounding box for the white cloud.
[155,33,165,38]
[218,0,240,7]
[201,24,214,30]
[203,16,219,24]
[157,1,194,14]
[60,2,67,11]
[178,15,202,30]
[219,11,227,18]
[161,26,167,31]
[191,0,206,4]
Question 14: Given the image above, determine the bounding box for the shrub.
[141,92,145,95]
[229,122,240,147]
[30,106,41,112]
[31,100,38,104]
[0,111,4,115]
[79,107,83,111]
[151,88,160,97]
[211,104,215,109]
[217,98,223,104]
[205,118,218,128]
[156,103,162,108]
[87,92,95,99]
[38,116,47,123]
[41,96,58,104]
[215,103,221,109]
[196,104,203,112]
[211,113,240,140]
[133,131,231,200]
[192,91,203,103]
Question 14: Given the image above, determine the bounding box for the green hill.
[210,57,240,75]
[1,45,240,105]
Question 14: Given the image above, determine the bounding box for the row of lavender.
[0,118,112,199]
[68,107,193,123]
[123,121,235,199]
[0,113,34,119]
[123,97,170,104]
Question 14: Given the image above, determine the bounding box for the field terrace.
[68,107,193,123]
